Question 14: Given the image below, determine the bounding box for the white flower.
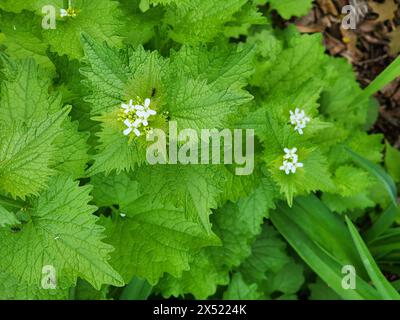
[123,119,141,137]
[121,100,134,114]
[283,147,298,163]
[136,110,150,126]
[280,161,295,175]
[280,147,303,175]
[120,97,157,137]
[136,98,157,126]
[60,8,68,17]
[121,100,144,114]
[143,98,157,116]
[120,213,126,218]
[290,108,310,135]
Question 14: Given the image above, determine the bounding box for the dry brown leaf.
[296,24,326,33]
[388,28,400,56]
[341,28,363,61]
[369,0,398,22]
[317,0,339,15]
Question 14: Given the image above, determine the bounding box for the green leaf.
[72,279,109,300]
[265,261,304,298]
[0,175,124,299]
[345,147,398,206]
[0,108,69,198]
[239,224,291,283]
[267,0,313,19]
[365,205,400,243]
[93,171,219,285]
[0,10,55,75]
[270,196,381,300]
[235,222,306,299]
[345,216,400,300]
[223,273,262,300]
[100,198,218,285]
[0,57,61,122]
[52,119,89,178]
[385,141,400,183]
[42,0,124,59]
[350,55,400,107]
[136,165,225,232]
[158,180,272,299]
[164,0,247,44]
[0,205,19,227]
[119,276,152,300]
[309,278,341,300]
[253,32,326,94]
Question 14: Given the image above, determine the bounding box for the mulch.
[291,0,400,147]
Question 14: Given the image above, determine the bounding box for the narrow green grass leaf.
[345,216,400,300]
[365,205,400,243]
[270,207,380,300]
[291,196,364,269]
[357,55,400,101]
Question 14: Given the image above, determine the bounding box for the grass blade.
[357,55,400,101]
[345,216,400,300]
[271,200,380,300]
[365,205,400,243]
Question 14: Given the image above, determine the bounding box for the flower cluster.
[118,97,157,138]
[279,148,303,175]
[289,108,310,135]
[60,8,78,18]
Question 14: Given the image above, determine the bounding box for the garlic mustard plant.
[0,0,398,302]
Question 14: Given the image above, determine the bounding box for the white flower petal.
[134,128,141,137]
[123,127,132,136]
[144,98,151,108]
[124,119,132,127]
